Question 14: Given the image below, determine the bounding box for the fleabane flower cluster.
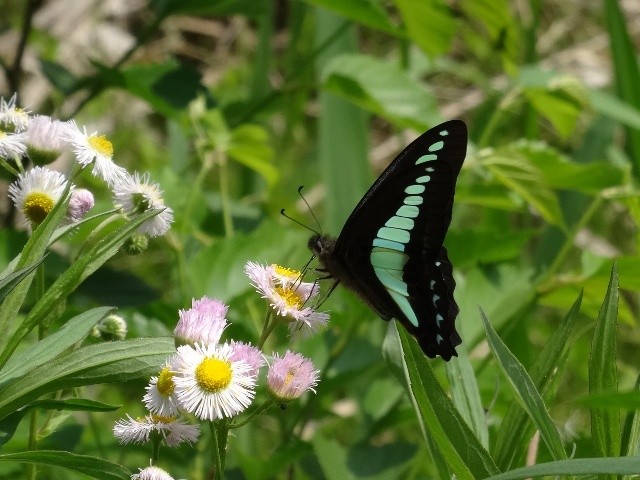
[115,282,324,476]
[1,94,173,238]
[245,262,329,338]
[139,297,262,422]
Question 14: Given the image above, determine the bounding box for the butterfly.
[309,120,467,360]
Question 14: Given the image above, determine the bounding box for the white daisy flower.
[143,362,180,417]
[113,414,199,447]
[171,342,256,420]
[62,120,127,185]
[0,130,27,159]
[8,167,70,225]
[245,262,329,338]
[25,115,65,165]
[112,172,174,237]
[174,297,228,347]
[267,350,320,402]
[0,94,30,132]
[131,465,175,480]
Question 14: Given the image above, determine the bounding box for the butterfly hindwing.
[333,120,467,360]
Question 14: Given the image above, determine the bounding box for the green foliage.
[2,0,640,478]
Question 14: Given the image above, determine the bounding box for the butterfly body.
[310,120,467,361]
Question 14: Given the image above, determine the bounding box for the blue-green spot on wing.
[312,120,467,361]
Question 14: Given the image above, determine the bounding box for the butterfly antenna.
[297,186,323,235]
[280,208,320,236]
[315,279,339,310]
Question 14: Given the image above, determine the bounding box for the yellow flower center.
[273,264,301,280]
[88,134,113,157]
[195,358,232,393]
[23,191,55,224]
[156,367,175,396]
[151,414,175,424]
[274,286,304,310]
[284,369,296,387]
[0,131,6,139]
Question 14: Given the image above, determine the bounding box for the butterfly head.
[308,234,335,258]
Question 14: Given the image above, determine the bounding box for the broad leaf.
[322,54,440,131]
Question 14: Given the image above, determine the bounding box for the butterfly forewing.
[333,120,467,360]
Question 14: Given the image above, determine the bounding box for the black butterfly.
[309,120,467,360]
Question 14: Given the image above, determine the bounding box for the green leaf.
[445,228,534,268]
[300,0,403,36]
[384,322,500,480]
[589,263,620,462]
[480,309,567,461]
[0,209,160,367]
[622,374,640,457]
[321,54,440,131]
[492,291,582,470]
[484,456,640,480]
[104,61,208,118]
[590,90,640,131]
[151,0,268,17]
[315,11,371,232]
[579,390,640,409]
[0,183,71,355]
[0,450,130,480]
[604,0,640,176]
[227,124,278,186]
[40,60,82,95]
[459,0,520,72]
[313,435,354,480]
[457,264,535,348]
[505,140,625,194]
[455,183,523,211]
[0,398,119,447]
[0,255,46,303]
[0,337,174,420]
[524,81,586,139]
[479,147,565,228]
[25,398,120,413]
[395,0,456,57]
[0,306,113,384]
[445,346,489,449]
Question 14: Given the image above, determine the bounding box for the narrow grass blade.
[621,375,640,460]
[0,450,130,480]
[484,456,640,480]
[493,291,582,469]
[446,344,489,449]
[481,309,567,461]
[384,322,500,480]
[315,9,370,232]
[604,0,640,176]
[589,262,620,466]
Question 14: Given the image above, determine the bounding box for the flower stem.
[231,399,274,428]
[258,311,276,348]
[209,420,229,479]
[537,195,602,292]
[26,262,46,480]
[217,150,234,238]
